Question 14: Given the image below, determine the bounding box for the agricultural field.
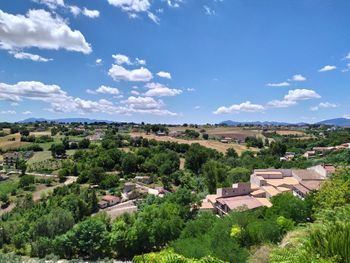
[0,133,29,150]
[131,131,257,154]
[275,129,307,136]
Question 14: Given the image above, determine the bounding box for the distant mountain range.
[315,118,350,127]
[15,117,350,127]
[220,118,350,127]
[220,120,308,126]
[19,118,114,124]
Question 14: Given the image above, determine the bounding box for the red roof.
[216,195,263,210]
[102,195,120,202]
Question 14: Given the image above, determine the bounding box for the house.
[280,152,295,161]
[200,166,330,215]
[303,150,316,159]
[313,147,335,156]
[123,182,136,193]
[200,183,272,215]
[134,175,152,184]
[3,152,19,167]
[98,195,121,209]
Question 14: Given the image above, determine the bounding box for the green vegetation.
[1,123,350,262]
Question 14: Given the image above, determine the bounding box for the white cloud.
[194,105,200,109]
[267,89,321,108]
[107,0,160,23]
[290,74,306,81]
[69,6,81,16]
[147,12,160,24]
[82,8,100,18]
[112,54,132,65]
[0,81,68,102]
[345,53,350,60]
[167,0,183,8]
[157,71,172,79]
[203,5,215,16]
[35,0,100,18]
[136,57,146,65]
[96,85,120,95]
[131,90,140,95]
[112,54,146,66]
[213,101,265,115]
[122,96,177,115]
[107,0,151,12]
[96,58,102,65]
[310,102,338,111]
[267,100,297,108]
[9,51,52,62]
[0,9,92,54]
[0,80,176,116]
[144,82,182,97]
[22,111,32,115]
[33,0,65,9]
[0,110,16,114]
[187,88,195,92]
[319,65,337,72]
[284,89,321,101]
[108,64,153,82]
[267,82,290,87]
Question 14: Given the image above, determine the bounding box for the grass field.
[0,178,18,196]
[275,130,307,136]
[30,131,51,136]
[0,133,29,150]
[27,151,52,165]
[131,132,257,155]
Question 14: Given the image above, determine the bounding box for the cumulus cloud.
[122,96,177,115]
[33,0,65,9]
[108,64,153,82]
[112,54,132,65]
[112,54,146,66]
[135,57,146,65]
[95,85,120,95]
[284,89,321,101]
[96,58,102,65]
[0,9,92,53]
[107,0,151,12]
[267,100,297,108]
[34,0,100,18]
[0,110,16,114]
[0,80,176,116]
[144,82,182,97]
[0,81,68,102]
[131,90,140,95]
[213,101,265,115]
[107,0,161,23]
[22,111,32,115]
[9,51,52,62]
[319,65,337,72]
[267,82,290,87]
[290,74,306,82]
[310,102,338,111]
[267,89,321,108]
[157,71,172,79]
[82,8,100,18]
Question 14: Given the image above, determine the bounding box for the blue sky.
[1,0,350,123]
